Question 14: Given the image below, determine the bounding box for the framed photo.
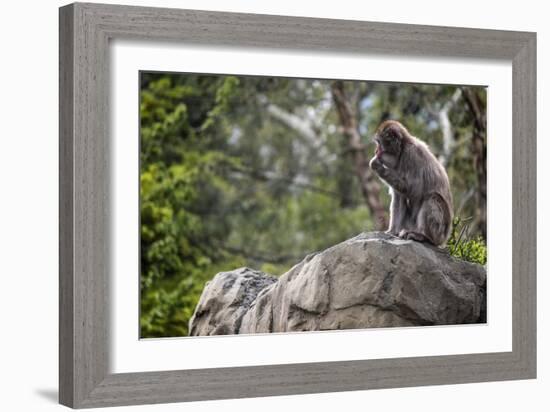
[59,2,536,408]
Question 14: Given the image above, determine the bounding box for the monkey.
[369,120,453,246]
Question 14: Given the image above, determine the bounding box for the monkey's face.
[373,129,401,169]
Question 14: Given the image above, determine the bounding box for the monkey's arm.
[370,157,408,194]
[387,193,407,235]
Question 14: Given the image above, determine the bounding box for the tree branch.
[261,97,318,142]
[257,94,332,169]
[229,166,340,197]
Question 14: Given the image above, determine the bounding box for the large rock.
[189,232,486,336]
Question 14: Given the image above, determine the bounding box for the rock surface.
[189,232,486,336]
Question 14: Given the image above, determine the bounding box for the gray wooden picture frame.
[59,2,536,408]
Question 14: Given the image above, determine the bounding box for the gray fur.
[369,120,453,246]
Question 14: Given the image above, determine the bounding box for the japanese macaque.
[369,120,453,246]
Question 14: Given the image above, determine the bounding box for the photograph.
[139,72,488,339]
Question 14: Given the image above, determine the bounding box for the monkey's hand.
[369,156,386,175]
[370,157,408,194]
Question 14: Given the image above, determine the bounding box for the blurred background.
[139,72,487,338]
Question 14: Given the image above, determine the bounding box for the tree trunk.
[331,81,388,230]
[462,87,487,239]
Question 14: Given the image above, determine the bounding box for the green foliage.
[140,256,246,337]
[140,75,243,336]
[447,217,487,265]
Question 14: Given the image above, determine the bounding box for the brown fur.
[369,120,453,246]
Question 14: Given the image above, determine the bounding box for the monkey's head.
[373,120,409,168]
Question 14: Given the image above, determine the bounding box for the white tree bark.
[438,88,462,166]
